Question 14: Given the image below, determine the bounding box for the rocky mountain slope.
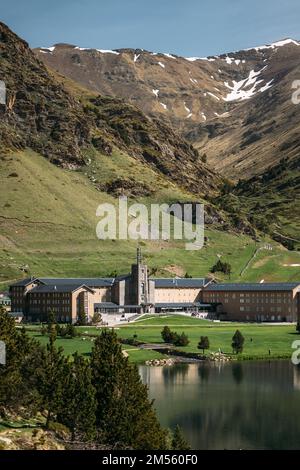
[35,39,300,179]
[0,21,218,196]
[0,22,299,285]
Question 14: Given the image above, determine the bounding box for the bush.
[198,336,210,354]
[161,326,173,343]
[47,420,71,439]
[232,330,245,354]
[211,259,232,275]
[161,327,189,346]
[173,332,189,347]
[92,313,102,325]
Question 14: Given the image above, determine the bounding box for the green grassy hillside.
[235,157,300,249]
[1,149,299,289]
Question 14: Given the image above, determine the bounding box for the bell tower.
[131,247,148,307]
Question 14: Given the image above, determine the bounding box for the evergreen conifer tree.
[58,353,96,441]
[90,329,167,449]
[232,330,245,354]
[172,425,191,450]
[198,336,210,354]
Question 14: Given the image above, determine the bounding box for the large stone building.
[9,249,211,323]
[203,282,300,322]
[9,249,300,323]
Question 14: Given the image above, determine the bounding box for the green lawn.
[26,331,167,363]
[116,315,297,360]
[24,315,298,362]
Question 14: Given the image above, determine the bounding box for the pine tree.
[174,332,189,347]
[47,309,58,338]
[172,425,191,450]
[232,330,245,354]
[198,336,210,354]
[77,310,87,326]
[66,323,77,338]
[90,329,167,449]
[36,333,67,428]
[58,353,96,441]
[0,308,43,414]
[161,326,172,343]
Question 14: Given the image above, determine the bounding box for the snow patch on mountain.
[224,56,246,65]
[259,80,274,93]
[152,89,159,98]
[74,46,119,55]
[158,61,165,68]
[184,102,191,113]
[223,68,273,101]
[246,38,300,52]
[40,46,56,53]
[186,56,215,62]
[96,49,119,55]
[159,102,167,109]
[208,92,220,101]
[134,53,140,62]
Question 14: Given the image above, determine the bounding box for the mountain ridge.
[35,36,300,180]
[0,21,219,196]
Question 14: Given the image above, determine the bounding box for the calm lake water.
[139,361,300,450]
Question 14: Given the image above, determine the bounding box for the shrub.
[173,332,189,347]
[232,330,245,354]
[211,259,232,275]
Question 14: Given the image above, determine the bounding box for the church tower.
[130,247,149,307]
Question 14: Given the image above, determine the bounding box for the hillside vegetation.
[1,149,299,289]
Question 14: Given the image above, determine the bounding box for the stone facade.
[203,283,300,322]
[8,251,300,323]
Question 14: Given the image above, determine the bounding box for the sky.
[1,0,300,57]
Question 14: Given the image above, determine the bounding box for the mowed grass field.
[25,330,167,363]
[116,315,297,360]
[23,315,298,363]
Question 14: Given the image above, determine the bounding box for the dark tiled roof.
[29,284,93,294]
[153,278,209,288]
[39,278,114,287]
[205,283,300,292]
[10,277,38,287]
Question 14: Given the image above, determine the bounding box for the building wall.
[203,288,300,322]
[27,287,93,323]
[10,281,39,313]
[154,287,202,303]
[87,287,111,316]
[27,291,73,322]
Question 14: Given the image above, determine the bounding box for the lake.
[139,360,300,450]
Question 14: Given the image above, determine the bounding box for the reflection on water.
[139,361,300,450]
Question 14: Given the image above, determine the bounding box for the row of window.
[207,292,291,298]
[30,299,70,305]
[30,293,70,298]
[240,306,285,312]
